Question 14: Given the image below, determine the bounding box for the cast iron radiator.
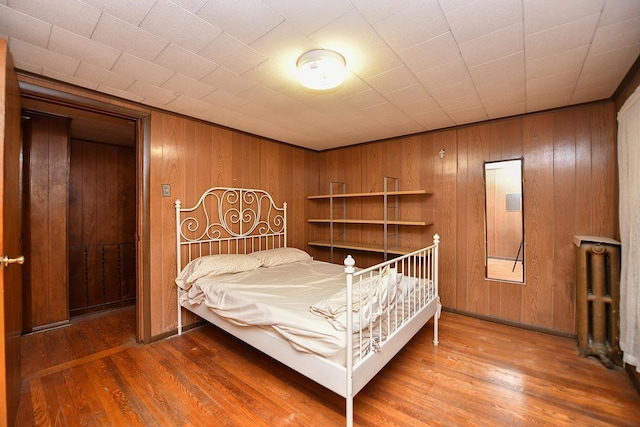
[574,235,622,368]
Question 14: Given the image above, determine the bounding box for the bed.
[175,187,441,426]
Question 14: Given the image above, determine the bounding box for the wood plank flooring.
[17,307,640,426]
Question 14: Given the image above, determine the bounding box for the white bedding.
[182,259,425,363]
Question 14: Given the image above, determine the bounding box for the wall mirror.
[484,159,524,283]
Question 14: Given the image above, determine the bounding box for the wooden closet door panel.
[25,112,69,329]
[27,116,51,327]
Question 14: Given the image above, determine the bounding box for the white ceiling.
[2,0,639,151]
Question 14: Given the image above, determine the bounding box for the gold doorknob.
[1,255,24,268]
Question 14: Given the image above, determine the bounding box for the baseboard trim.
[443,307,577,339]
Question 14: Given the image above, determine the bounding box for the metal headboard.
[175,187,287,274]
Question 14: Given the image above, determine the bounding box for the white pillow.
[248,247,312,267]
[175,254,263,289]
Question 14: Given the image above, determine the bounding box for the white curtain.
[618,86,640,371]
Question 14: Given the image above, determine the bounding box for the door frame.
[18,76,151,343]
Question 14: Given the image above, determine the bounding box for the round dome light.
[296,49,346,90]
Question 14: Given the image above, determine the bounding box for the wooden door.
[0,38,23,426]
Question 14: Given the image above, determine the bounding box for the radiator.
[574,235,622,368]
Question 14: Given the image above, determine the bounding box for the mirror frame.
[483,158,524,283]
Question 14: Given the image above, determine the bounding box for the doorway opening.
[20,95,141,343]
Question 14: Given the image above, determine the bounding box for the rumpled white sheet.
[184,259,425,363]
[186,260,353,360]
[309,266,417,331]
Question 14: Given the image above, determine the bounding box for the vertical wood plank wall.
[12,70,631,341]
[22,112,70,331]
[149,111,318,336]
[68,139,136,316]
[312,102,617,335]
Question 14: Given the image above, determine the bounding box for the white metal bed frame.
[175,187,441,426]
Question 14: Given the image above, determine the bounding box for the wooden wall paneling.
[574,108,594,237]
[181,118,199,318]
[276,143,294,246]
[148,111,161,338]
[455,128,470,312]
[551,109,579,332]
[361,142,384,261]
[167,116,188,331]
[146,101,620,338]
[386,137,406,257]
[241,134,262,189]
[429,130,457,311]
[212,129,235,238]
[120,146,136,245]
[149,113,164,334]
[120,146,136,301]
[308,102,616,335]
[149,112,180,335]
[81,142,99,308]
[291,147,307,249]
[304,149,319,251]
[103,144,117,304]
[192,122,211,203]
[105,146,120,239]
[230,132,244,187]
[181,121,196,207]
[308,151,328,262]
[75,141,138,307]
[313,149,348,263]
[419,134,435,250]
[178,120,198,327]
[68,140,83,312]
[397,136,422,251]
[210,128,231,188]
[589,103,618,238]
[466,125,491,316]
[95,143,107,251]
[345,146,367,265]
[259,139,279,204]
[522,114,555,328]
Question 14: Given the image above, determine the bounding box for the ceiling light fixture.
[296,49,346,90]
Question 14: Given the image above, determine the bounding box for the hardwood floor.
[17,307,640,426]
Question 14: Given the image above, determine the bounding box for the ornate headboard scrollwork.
[175,187,287,270]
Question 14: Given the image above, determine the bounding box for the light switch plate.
[162,184,171,197]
